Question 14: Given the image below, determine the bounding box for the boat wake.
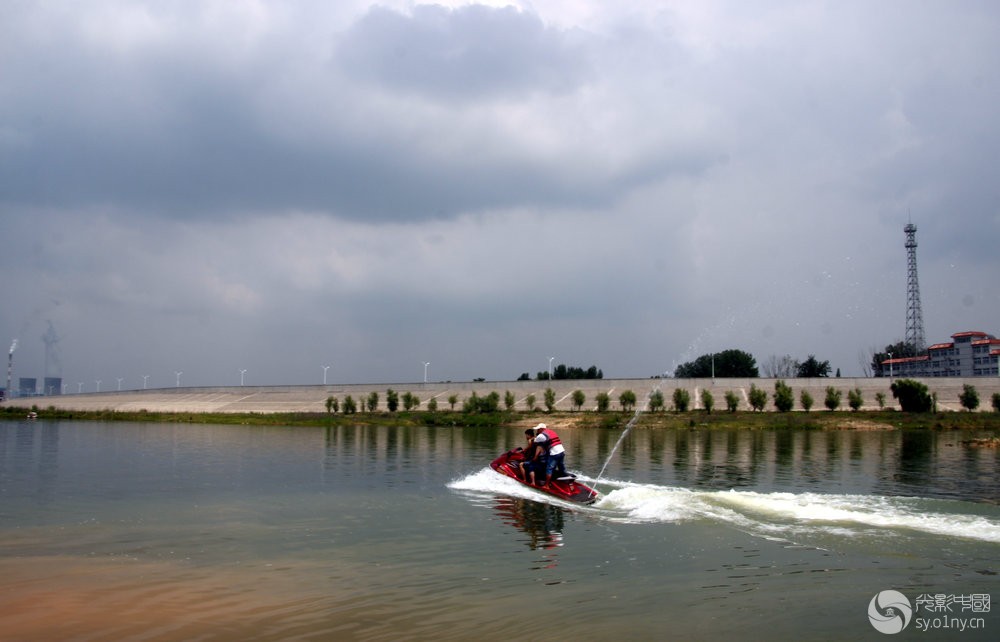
[449,468,1000,544]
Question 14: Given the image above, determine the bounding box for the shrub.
[800,390,814,412]
[875,391,886,410]
[427,397,438,412]
[595,392,611,412]
[847,387,863,412]
[773,380,794,413]
[701,389,714,414]
[544,387,556,412]
[748,384,767,412]
[402,391,419,411]
[824,387,841,411]
[386,389,399,412]
[724,390,739,412]
[619,390,637,411]
[959,384,979,412]
[648,390,665,412]
[504,391,515,411]
[672,388,690,412]
[890,378,932,413]
[571,389,586,411]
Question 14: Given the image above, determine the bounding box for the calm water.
[1,420,998,641]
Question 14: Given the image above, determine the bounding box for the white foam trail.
[451,470,1000,544]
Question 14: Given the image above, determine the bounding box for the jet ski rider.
[532,423,566,487]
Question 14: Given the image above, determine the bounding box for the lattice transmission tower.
[904,222,926,355]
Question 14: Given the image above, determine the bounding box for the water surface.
[1,421,998,640]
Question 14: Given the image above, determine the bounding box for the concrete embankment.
[8,377,1000,414]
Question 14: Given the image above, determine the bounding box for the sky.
[2,0,998,391]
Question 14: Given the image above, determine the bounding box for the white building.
[884,331,1000,377]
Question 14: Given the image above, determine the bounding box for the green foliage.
[672,388,690,412]
[890,378,932,413]
[993,392,1000,413]
[504,390,516,411]
[463,391,501,413]
[847,387,863,411]
[724,390,739,412]
[525,393,537,411]
[595,392,610,412]
[571,389,586,411]
[872,341,920,377]
[800,390,814,412]
[366,391,379,413]
[700,388,714,414]
[325,396,338,414]
[426,397,438,412]
[342,395,357,414]
[773,380,794,413]
[619,390,637,411]
[748,384,767,412]
[797,355,831,378]
[517,373,531,381]
[535,364,603,380]
[544,387,556,412]
[674,349,759,378]
[648,390,665,412]
[824,386,841,411]
[875,391,886,409]
[386,389,399,412]
[402,391,419,411]
[447,394,458,410]
[959,384,979,412]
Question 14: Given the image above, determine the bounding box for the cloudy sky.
[3,0,998,390]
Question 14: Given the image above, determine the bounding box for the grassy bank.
[3,404,1000,432]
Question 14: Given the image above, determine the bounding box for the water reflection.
[492,497,565,551]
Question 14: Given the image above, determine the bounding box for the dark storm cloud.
[334,4,590,99]
[1,2,712,224]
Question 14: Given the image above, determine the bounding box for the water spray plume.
[8,339,16,355]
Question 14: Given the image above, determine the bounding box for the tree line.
[322,380,1000,415]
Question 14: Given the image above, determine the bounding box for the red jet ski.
[490,448,599,505]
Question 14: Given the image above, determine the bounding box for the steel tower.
[904,223,926,355]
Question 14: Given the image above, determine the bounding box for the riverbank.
[4,404,999,432]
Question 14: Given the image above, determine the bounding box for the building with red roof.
[882,331,1000,377]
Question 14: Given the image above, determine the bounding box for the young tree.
[595,391,610,412]
[672,388,690,412]
[525,393,537,412]
[748,384,767,412]
[847,387,863,412]
[571,389,586,411]
[366,391,379,413]
[427,397,438,412]
[447,394,458,411]
[402,391,419,411]
[724,390,739,412]
[762,354,798,378]
[773,380,794,413]
[342,395,357,414]
[800,390,814,412]
[619,390,637,412]
[544,387,556,412]
[648,390,665,412]
[824,386,841,411]
[701,389,715,414]
[959,384,980,412]
[325,396,338,414]
[890,379,932,413]
[504,390,516,411]
[875,391,886,410]
[386,389,399,412]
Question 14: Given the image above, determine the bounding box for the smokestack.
[5,340,15,397]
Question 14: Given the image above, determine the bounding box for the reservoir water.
[1,420,998,640]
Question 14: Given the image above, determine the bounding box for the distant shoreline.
[3,405,999,434]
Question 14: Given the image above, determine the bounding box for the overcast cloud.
[2,0,998,390]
